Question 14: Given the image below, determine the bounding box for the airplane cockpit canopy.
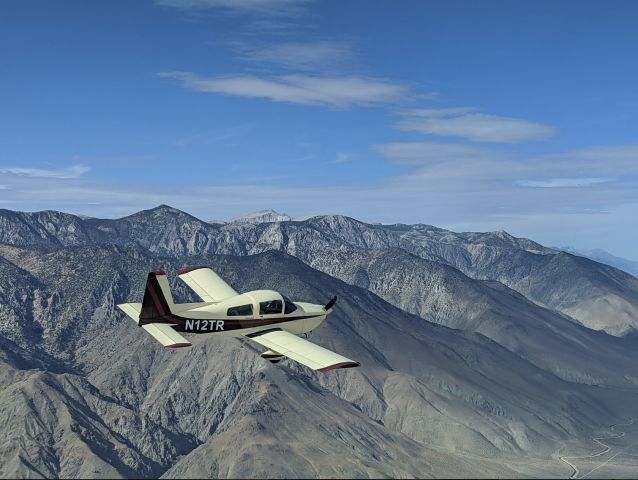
[282,295,297,314]
[222,290,298,317]
[259,299,283,315]
[227,303,253,316]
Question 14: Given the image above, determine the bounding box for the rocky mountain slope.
[1,206,638,477]
[558,246,638,278]
[2,205,636,336]
[235,214,638,337]
[0,242,637,477]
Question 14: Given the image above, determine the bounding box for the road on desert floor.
[559,418,638,479]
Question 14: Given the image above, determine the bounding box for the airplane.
[117,266,360,373]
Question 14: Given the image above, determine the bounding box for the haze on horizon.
[1,0,637,259]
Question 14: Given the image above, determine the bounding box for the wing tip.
[165,342,192,348]
[318,361,360,373]
[177,265,207,275]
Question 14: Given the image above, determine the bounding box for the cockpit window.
[259,300,283,315]
[282,295,297,314]
[227,304,253,316]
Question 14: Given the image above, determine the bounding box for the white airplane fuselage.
[140,271,330,338]
[171,295,328,338]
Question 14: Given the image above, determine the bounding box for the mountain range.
[2,205,637,336]
[0,205,637,478]
[557,246,638,278]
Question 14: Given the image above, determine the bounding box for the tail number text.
[185,319,225,331]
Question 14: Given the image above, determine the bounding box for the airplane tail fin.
[139,271,176,326]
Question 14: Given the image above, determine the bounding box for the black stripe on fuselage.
[140,271,323,333]
[172,314,322,334]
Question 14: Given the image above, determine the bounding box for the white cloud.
[372,142,498,165]
[396,107,555,143]
[373,143,638,184]
[369,142,638,227]
[401,107,475,118]
[236,40,354,71]
[334,152,355,163]
[2,144,637,258]
[155,0,309,17]
[516,177,614,188]
[0,164,89,179]
[540,145,638,175]
[2,167,635,257]
[160,71,407,107]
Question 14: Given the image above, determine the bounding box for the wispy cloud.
[396,108,555,143]
[373,143,638,183]
[160,71,407,107]
[372,142,498,165]
[369,142,638,224]
[235,40,355,71]
[173,124,252,148]
[1,144,637,258]
[0,164,89,179]
[155,0,310,17]
[332,152,356,164]
[517,177,614,188]
[540,145,638,175]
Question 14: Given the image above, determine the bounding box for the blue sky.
[1,0,637,258]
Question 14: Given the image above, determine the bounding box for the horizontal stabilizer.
[117,303,142,324]
[142,323,192,348]
[245,329,359,372]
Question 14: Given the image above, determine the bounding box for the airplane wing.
[117,303,191,348]
[244,328,359,372]
[177,266,238,303]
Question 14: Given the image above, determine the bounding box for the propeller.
[324,295,338,311]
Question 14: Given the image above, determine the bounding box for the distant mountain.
[1,206,638,337]
[1,243,637,477]
[232,209,293,223]
[292,216,638,336]
[0,208,105,246]
[557,246,638,278]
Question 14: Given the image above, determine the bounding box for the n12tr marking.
[185,319,225,331]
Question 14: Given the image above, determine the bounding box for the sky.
[1,0,637,258]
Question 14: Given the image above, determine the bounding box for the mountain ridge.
[1,209,638,477]
[1,205,637,336]
[557,245,638,278]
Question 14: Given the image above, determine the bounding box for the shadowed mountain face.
[1,207,638,477]
[558,246,638,278]
[1,205,636,336]
[0,242,637,478]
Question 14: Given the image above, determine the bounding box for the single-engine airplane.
[117,266,359,373]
